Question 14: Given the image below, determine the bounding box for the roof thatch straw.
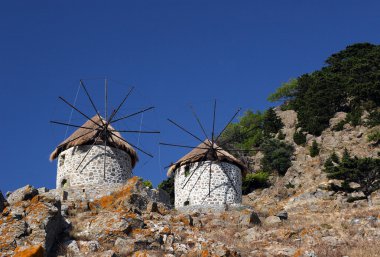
[50,115,138,167]
[167,139,247,177]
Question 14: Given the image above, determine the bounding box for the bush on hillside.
[324,150,380,201]
[293,130,307,145]
[309,140,320,157]
[261,139,294,175]
[366,110,380,127]
[242,171,269,195]
[158,176,175,205]
[368,130,380,145]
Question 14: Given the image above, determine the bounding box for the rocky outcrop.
[0,190,63,256]
[7,185,38,206]
[0,191,6,213]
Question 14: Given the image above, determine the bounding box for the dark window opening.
[61,179,68,188]
[184,165,190,177]
[82,189,85,193]
[59,154,65,167]
[184,200,190,206]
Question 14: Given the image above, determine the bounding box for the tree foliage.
[261,139,294,175]
[267,78,298,103]
[158,176,175,205]
[324,150,380,199]
[263,108,284,136]
[309,140,320,157]
[293,130,306,145]
[270,43,380,135]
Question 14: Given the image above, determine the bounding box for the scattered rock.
[77,240,100,253]
[349,182,361,189]
[329,112,347,128]
[37,187,49,194]
[239,211,261,227]
[13,245,45,257]
[65,240,81,256]
[100,250,117,257]
[7,185,38,205]
[114,237,134,254]
[147,201,159,213]
[276,211,288,220]
[264,216,282,225]
[241,227,260,241]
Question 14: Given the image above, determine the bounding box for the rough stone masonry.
[174,161,242,209]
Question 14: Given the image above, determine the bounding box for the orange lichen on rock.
[14,245,44,257]
[92,176,140,210]
[201,249,210,257]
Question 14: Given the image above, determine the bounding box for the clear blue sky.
[1,1,379,193]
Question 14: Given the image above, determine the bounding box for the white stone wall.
[174,161,242,209]
[56,145,132,192]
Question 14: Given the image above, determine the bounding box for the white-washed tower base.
[56,145,133,200]
[174,161,242,209]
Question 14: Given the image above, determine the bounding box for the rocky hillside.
[1,110,380,257]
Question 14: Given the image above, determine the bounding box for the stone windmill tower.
[167,139,246,209]
[161,101,247,210]
[50,116,138,199]
[50,79,158,200]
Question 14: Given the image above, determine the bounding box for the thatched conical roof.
[50,115,138,167]
[167,139,247,177]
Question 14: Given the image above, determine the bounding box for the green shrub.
[309,140,320,157]
[277,130,286,140]
[346,108,362,126]
[142,180,153,189]
[293,130,306,145]
[332,120,346,131]
[242,171,269,194]
[261,139,294,175]
[366,110,380,127]
[158,176,174,205]
[324,150,380,200]
[368,130,380,145]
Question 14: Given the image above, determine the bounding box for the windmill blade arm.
[116,130,160,134]
[108,86,135,123]
[75,133,102,171]
[189,105,210,141]
[217,125,260,148]
[214,107,242,143]
[111,106,155,124]
[159,142,209,150]
[57,129,97,148]
[181,158,211,189]
[79,80,104,126]
[109,131,154,158]
[167,119,205,144]
[211,99,216,143]
[50,120,100,131]
[59,96,102,128]
[221,168,240,195]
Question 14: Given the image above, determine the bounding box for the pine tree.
[263,108,284,136]
[309,140,320,157]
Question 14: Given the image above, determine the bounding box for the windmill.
[160,100,253,208]
[50,79,159,181]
